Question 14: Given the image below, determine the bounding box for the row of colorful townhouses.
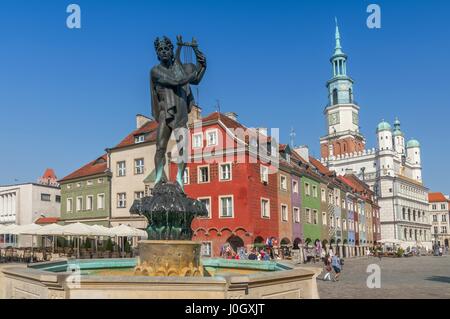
[57,109,381,258]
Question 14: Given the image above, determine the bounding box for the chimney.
[136,114,152,129]
[295,146,310,163]
[224,112,238,122]
[188,105,202,125]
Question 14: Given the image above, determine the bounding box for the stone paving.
[302,255,450,299]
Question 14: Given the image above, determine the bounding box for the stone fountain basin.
[1,258,321,299]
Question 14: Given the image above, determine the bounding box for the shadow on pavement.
[425,276,450,284]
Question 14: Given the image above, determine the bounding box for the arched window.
[402,207,406,220]
[404,228,407,240]
[349,88,353,103]
[332,89,338,105]
[227,235,244,252]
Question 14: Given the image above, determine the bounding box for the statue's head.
[154,36,174,63]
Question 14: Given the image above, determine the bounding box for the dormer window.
[135,134,145,144]
[286,154,291,163]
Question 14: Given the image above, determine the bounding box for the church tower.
[320,20,365,158]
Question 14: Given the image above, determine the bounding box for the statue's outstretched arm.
[191,47,207,85]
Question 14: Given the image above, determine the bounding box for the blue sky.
[0,0,449,192]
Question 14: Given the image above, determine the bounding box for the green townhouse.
[59,154,112,226]
[300,168,323,246]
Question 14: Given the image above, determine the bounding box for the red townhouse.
[170,110,280,257]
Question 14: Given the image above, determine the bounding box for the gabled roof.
[309,157,333,176]
[113,120,158,149]
[428,192,448,203]
[59,154,108,182]
[201,112,245,130]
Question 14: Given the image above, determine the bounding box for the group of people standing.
[322,250,344,282]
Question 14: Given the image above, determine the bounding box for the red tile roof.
[42,168,57,180]
[114,120,158,149]
[35,217,60,225]
[59,154,108,182]
[201,112,245,130]
[428,192,448,203]
[309,157,332,175]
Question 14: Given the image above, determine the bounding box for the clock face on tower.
[328,112,340,126]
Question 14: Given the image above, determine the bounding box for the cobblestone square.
[303,255,450,299]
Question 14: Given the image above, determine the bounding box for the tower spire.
[334,17,343,55]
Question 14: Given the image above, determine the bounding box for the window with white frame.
[220,163,232,181]
[292,180,298,193]
[67,184,72,190]
[432,204,437,210]
[322,212,327,225]
[183,169,190,185]
[321,189,326,202]
[67,198,73,213]
[441,204,446,210]
[134,158,144,175]
[97,194,105,210]
[76,183,81,188]
[313,210,318,224]
[312,185,317,198]
[98,178,104,184]
[86,195,93,211]
[442,214,447,222]
[76,197,83,212]
[281,204,288,222]
[306,208,311,223]
[305,183,310,196]
[261,199,270,218]
[201,242,212,257]
[87,180,93,186]
[220,196,233,218]
[117,193,126,208]
[41,194,51,202]
[192,133,203,149]
[260,165,269,183]
[294,207,300,223]
[343,219,347,231]
[135,191,145,200]
[206,130,218,146]
[198,166,210,183]
[280,175,287,190]
[117,161,126,177]
[135,134,145,144]
[336,217,340,229]
[442,226,448,234]
[198,197,211,218]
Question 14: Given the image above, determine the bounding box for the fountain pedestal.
[135,240,203,277]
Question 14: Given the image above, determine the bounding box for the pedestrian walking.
[331,254,342,281]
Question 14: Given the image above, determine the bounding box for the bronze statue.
[151,35,207,188]
[130,36,208,240]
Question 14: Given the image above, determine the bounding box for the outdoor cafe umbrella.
[9,224,43,262]
[109,224,147,256]
[90,225,114,253]
[34,224,66,252]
